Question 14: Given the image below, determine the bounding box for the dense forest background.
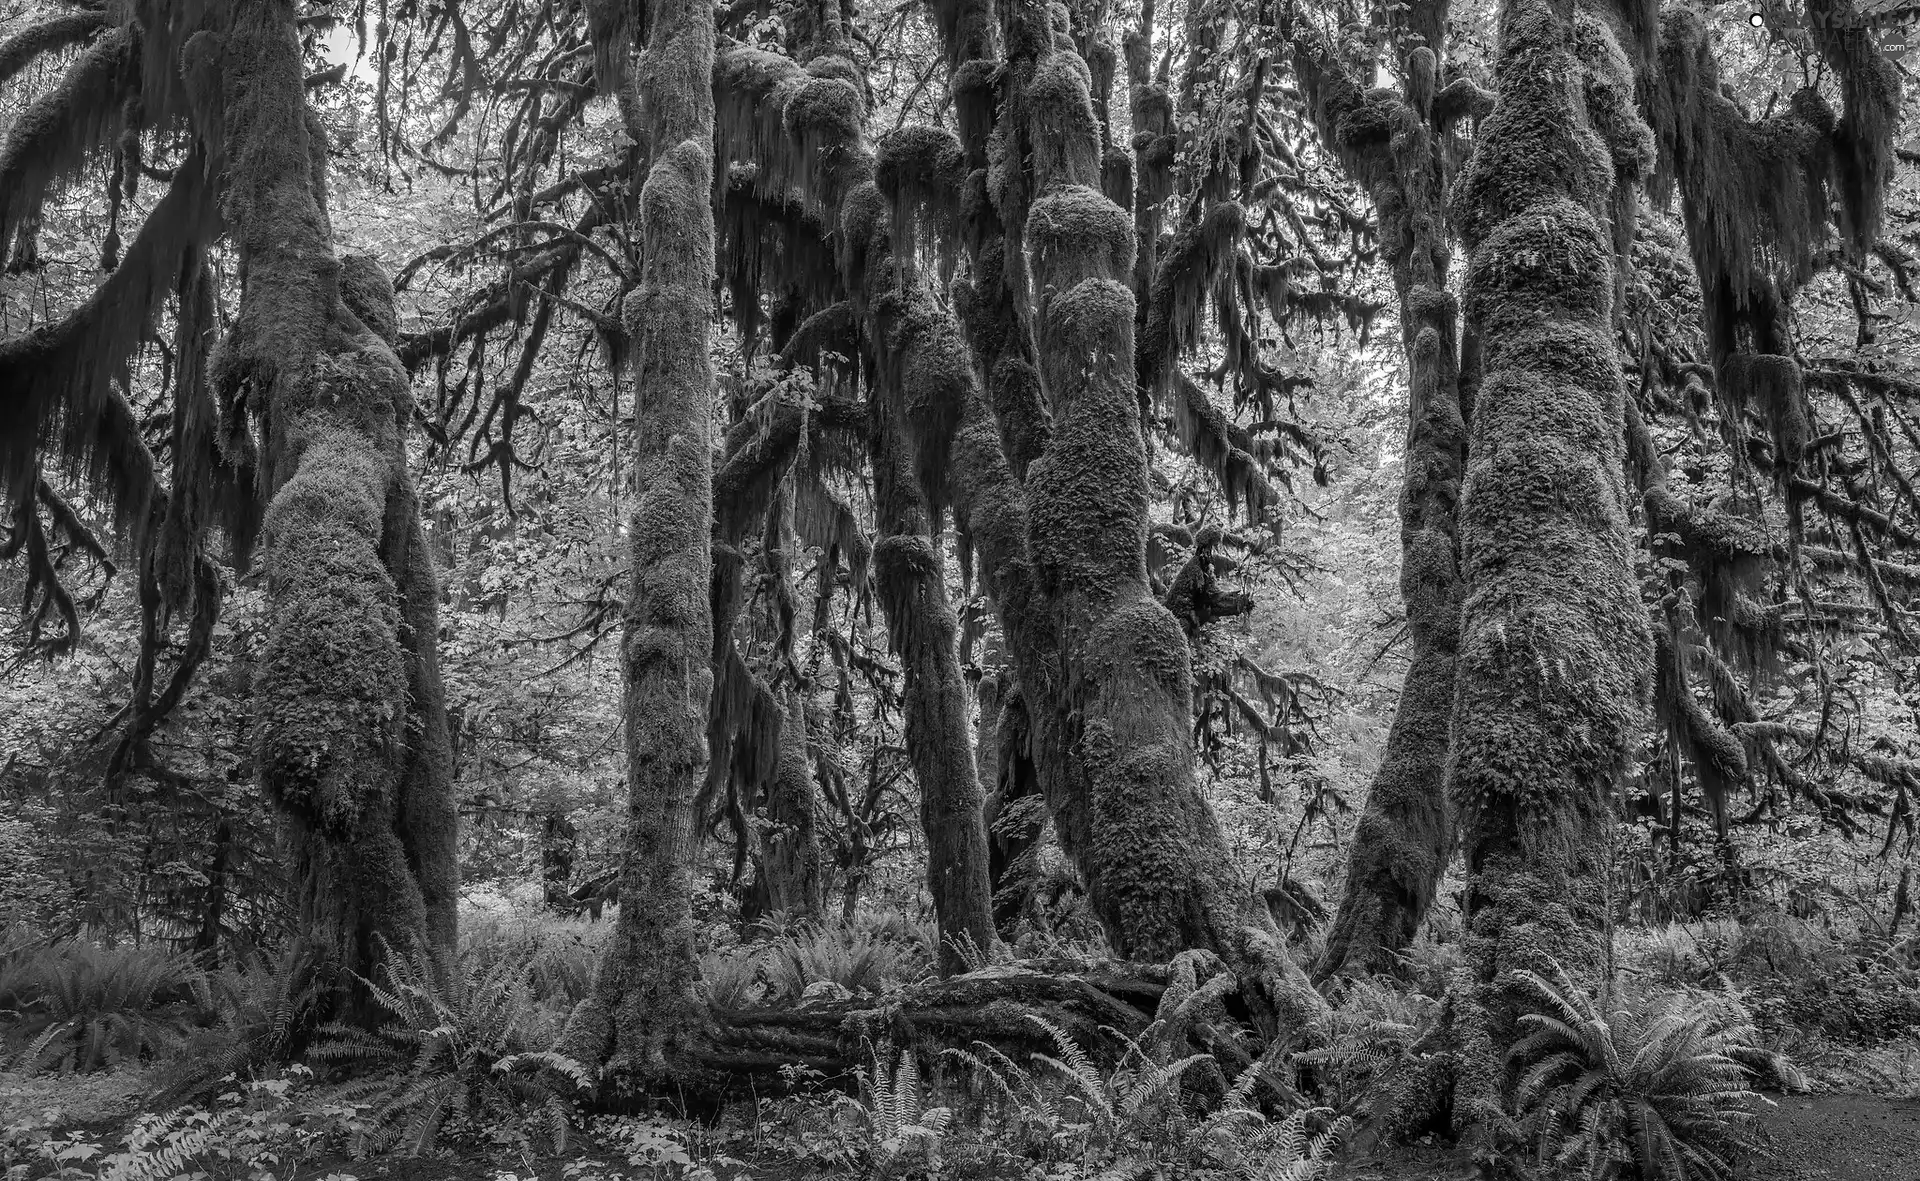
[1,0,1917,1177]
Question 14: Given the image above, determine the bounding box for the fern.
[309,935,588,1157]
[1298,974,1443,1130]
[5,942,204,1074]
[158,939,324,1105]
[1507,962,1789,1181]
[848,1046,951,1166]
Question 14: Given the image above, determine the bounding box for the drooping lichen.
[0,28,136,252]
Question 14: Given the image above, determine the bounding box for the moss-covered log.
[1445,0,1653,1140]
[210,0,457,990]
[566,0,717,1079]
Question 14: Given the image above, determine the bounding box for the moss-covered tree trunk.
[994,2,1314,1025]
[209,0,456,989]
[717,1,999,968]
[911,0,1320,1023]
[868,380,998,971]
[757,685,824,917]
[569,0,716,1077]
[1445,0,1652,1138]
[1295,9,1468,982]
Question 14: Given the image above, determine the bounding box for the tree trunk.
[209,0,456,991]
[1294,11,1467,982]
[979,672,1044,936]
[910,0,1323,1028]
[568,0,716,1079]
[868,371,998,972]
[1445,0,1653,1138]
[757,686,824,917]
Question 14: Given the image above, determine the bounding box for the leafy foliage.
[758,918,932,1002]
[1299,975,1445,1133]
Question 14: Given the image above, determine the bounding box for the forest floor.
[1308,1095,1920,1181]
[1740,1093,1920,1181]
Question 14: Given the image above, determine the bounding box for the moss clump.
[875,124,967,200]
[1724,352,1808,467]
[1572,11,1654,184]
[1461,198,1613,331]
[1450,0,1614,248]
[1026,185,1135,290]
[1025,54,1102,193]
[339,254,399,346]
[875,125,967,270]
[256,428,406,833]
[784,73,868,210]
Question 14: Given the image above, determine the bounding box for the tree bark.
[1445,0,1653,1140]
[209,0,457,991]
[567,0,716,1079]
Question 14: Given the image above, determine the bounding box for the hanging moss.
[1168,376,1276,521]
[0,158,217,528]
[1138,201,1244,400]
[874,124,967,272]
[719,10,1002,973]
[1026,55,1103,194]
[1725,352,1809,468]
[1645,9,1832,373]
[1653,629,1749,837]
[0,9,108,89]
[0,28,138,258]
[584,0,635,93]
[1804,0,1903,250]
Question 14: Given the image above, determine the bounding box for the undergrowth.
[308,936,590,1157]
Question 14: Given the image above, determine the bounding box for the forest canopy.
[1,0,1918,1177]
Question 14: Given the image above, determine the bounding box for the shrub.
[700,947,766,1010]
[1507,965,1801,1181]
[844,1047,952,1170]
[4,943,205,1074]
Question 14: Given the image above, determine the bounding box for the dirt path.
[1743,1094,1920,1181]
